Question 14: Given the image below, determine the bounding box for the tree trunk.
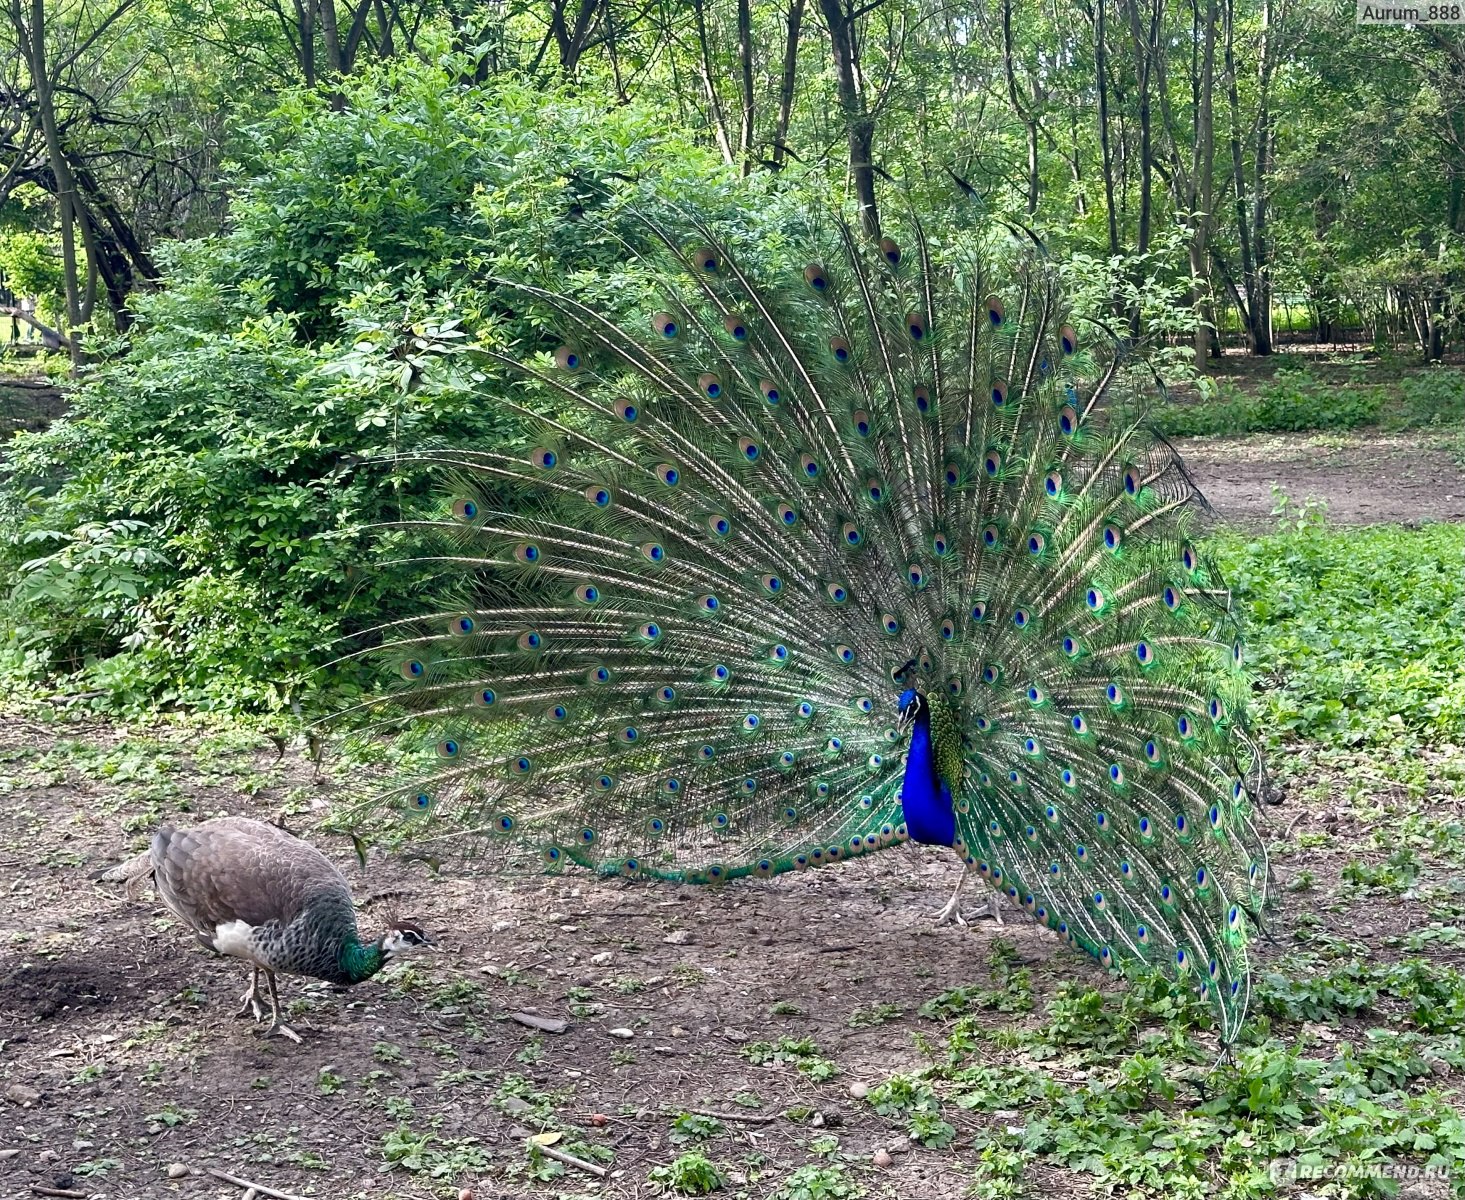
[736,0,755,175]
[343,0,377,69]
[818,0,880,238]
[549,0,599,75]
[292,0,317,86]
[1166,0,1224,366]
[1187,0,1218,365]
[1223,0,1266,353]
[1069,106,1087,216]
[1125,0,1157,259]
[1092,0,1121,258]
[19,0,86,365]
[318,0,345,74]
[770,0,806,170]
[68,157,158,286]
[605,0,627,101]
[1001,0,1039,216]
[692,0,736,165]
[373,0,394,59]
[1250,0,1275,354]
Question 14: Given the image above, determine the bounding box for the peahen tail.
[335,208,1269,1040]
[94,848,156,900]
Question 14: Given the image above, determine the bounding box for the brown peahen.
[100,816,434,1042]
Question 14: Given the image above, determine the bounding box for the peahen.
[100,816,435,1042]
[344,208,1270,1042]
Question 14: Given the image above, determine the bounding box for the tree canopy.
[1,0,1459,362]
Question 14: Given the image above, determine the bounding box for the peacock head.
[379,919,437,959]
[897,689,925,720]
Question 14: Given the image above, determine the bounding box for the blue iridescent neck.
[902,694,956,846]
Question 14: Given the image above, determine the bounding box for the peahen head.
[340,918,435,984]
[379,919,436,960]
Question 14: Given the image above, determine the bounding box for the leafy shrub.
[0,63,735,715]
[1153,363,1465,437]
[1381,365,1465,430]
[1153,367,1384,437]
[648,1152,726,1195]
[1,280,493,713]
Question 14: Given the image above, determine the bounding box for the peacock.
[99,816,435,1042]
[340,204,1271,1042]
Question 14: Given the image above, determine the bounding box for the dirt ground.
[0,719,1095,1200]
[1176,431,1465,528]
[1,712,1462,1200]
[2,424,1463,1200]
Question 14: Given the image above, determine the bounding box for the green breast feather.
[925,694,965,796]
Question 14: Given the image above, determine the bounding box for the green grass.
[1150,363,1465,438]
[1212,517,1465,749]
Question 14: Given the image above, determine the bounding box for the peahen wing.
[336,208,1269,1040]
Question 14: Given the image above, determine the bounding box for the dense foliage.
[2,0,1462,359]
[0,73,743,712]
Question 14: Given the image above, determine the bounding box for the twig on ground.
[689,1107,778,1124]
[532,1143,609,1178]
[205,1168,313,1200]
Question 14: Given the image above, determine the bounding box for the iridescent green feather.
[334,208,1271,1041]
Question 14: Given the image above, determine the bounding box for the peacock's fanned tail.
[341,212,1269,1040]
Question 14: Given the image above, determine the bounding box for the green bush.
[1153,363,1465,438]
[0,63,737,715]
[1381,366,1465,430]
[1153,366,1384,437]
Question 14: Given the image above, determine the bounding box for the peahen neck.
[338,936,388,984]
[902,696,957,846]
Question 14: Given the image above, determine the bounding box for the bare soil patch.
[0,716,1461,1199]
[1175,431,1465,528]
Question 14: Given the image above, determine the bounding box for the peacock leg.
[981,890,1004,925]
[930,871,1005,926]
[929,869,970,925]
[260,970,303,1044]
[235,965,265,1022]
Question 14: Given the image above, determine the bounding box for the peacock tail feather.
[337,209,1270,1041]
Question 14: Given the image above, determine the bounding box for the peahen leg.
[260,970,303,1044]
[235,965,265,1022]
